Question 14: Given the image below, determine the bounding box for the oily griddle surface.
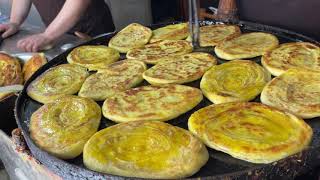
[15,21,320,180]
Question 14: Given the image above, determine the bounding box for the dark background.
[151,0,320,41]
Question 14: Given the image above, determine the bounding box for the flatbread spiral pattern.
[27,64,89,104]
[188,102,312,164]
[0,52,23,100]
[261,42,320,76]
[30,96,101,159]
[67,45,120,71]
[200,60,271,104]
[83,120,209,179]
[261,68,320,119]
[215,32,279,60]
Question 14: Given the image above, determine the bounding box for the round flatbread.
[150,23,189,43]
[215,32,279,60]
[67,45,120,71]
[102,85,203,122]
[30,96,101,159]
[22,53,47,82]
[188,102,312,164]
[27,64,89,104]
[261,42,320,76]
[108,23,152,53]
[186,24,241,47]
[96,59,147,75]
[200,60,271,104]
[79,60,146,101]
[143,52,217,85]
[83,120,208,179]
[126,40,193,64]
[261,68,320,119]
[0,52,23,100]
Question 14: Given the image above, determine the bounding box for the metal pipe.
[188,0,200,48]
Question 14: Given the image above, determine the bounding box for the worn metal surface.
[15,20,320,180]
[0,130,62,180]
[0,25,84,59]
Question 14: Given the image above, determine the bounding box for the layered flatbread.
[84,120,208,179]
[188,102,312,164]
[215,32,279,60]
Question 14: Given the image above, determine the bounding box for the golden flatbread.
[83,120,208,179]
[150,23,189,43]
[22,53,47,82]
[200,60,271,104]
[215,32,279,60]
[143,52,217,85]
[261,68,320,119]
[108,23,152,53]
[0,52,23,100]
[67,45,120,71]
[27,64,89,104]
[188,102,312,164]
[30,96,101,159]
[96,59,147,75]
[126,40,193,64]
[186,24,241,47]
[79,60,146,101]
[102,85,203,122]
[261,42,320,76]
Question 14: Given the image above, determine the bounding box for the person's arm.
[17,0,91,52]
[0,0,32,38]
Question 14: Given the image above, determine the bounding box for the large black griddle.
[15,21,320,180]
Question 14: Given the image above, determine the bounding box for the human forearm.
[0,0,31,38]
[16,0,91,52]
[10,0,32,25]
[43,0,91,40]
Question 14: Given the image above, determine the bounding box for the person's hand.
[17,33,54,52]
[0,22,19,38]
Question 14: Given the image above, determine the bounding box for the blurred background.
[1,0,319,40]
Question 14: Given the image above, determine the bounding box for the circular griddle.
[15,21,320,180]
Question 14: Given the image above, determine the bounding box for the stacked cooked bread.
[0,53,23,100]
[22,53,47,81]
